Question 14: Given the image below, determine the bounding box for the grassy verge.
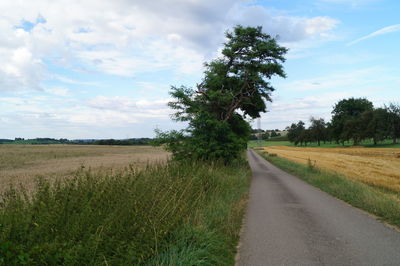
[257,151,400,228]
[248,139,400,148]
[0,160,250,265]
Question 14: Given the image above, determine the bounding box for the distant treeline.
[91,138,152,145]
[0,138,69,144]
[249,129,288,141]
[0,138,153,145]
[286,98,400,146]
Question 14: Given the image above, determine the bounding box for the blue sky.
[0,0,399,139]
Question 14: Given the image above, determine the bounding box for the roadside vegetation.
[257,151,400,228]
[0,159,250,265]
[1,25,285,265]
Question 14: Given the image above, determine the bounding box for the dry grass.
[0,145,169,193]
[263,146,400,193]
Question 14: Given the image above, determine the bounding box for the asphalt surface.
[237,149,400,266]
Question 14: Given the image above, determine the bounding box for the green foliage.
[331,98,374,145]
[362,108,389,145]
[270,131,278,137]
[385,103,400,143]
[0,160,250,265]
[261,132,270,140]
[249,138,400,149]
[287,120,306,146]
[285,98,400,147]
[309,117,326,146]
[92,138,152,145]
[156,25,287,163]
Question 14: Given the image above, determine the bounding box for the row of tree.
[249,129,282,140]
[287,98,400,146]
[0,138,153,145]
[91,138,152,145]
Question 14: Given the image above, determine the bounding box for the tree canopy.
[331,98,374,145]
[155,25,288,162]
[286,98,400,146]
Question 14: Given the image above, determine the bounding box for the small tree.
[156,25,287,162]
[309,117,326,146]
[270,131,278,138]
[261,132,270,140]
[287,121,306,146]
[385,103,400,144]
[362,108,389,145]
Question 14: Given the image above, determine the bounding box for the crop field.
[263,146,400,194]
[0,145,169,192]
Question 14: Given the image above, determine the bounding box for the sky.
[0,0,399,139]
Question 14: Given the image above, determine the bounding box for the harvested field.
[0,145,169,192]
[263,146,400,193]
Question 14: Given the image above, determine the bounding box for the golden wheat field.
[0,145,169,193]
[263,146,400,193]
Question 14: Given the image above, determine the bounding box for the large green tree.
[331,98,373,145]
[156,26,287,162]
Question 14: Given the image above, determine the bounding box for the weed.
[0,159,250,265]
[307,158,318,172]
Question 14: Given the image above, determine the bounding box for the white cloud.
[0,93,173,138]
[230,5,339,42]
[319,0,379,7]
[87,96,171,117]
[51,75,99,86]
[347,24,400,46]
[281,67,389,92]
[44,87,69,96]
[0,0,339,91]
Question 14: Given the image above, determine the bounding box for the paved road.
[237,149,400,266]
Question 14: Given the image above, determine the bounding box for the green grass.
[248,138,400,148]
[257,151,400,228]
[0,160,250,265]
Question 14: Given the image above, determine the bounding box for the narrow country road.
[237,149,400,266]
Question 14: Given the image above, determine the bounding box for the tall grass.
[258,152,400,228]
[0,160,250,265]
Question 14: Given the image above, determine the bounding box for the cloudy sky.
[1,0,399,139]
